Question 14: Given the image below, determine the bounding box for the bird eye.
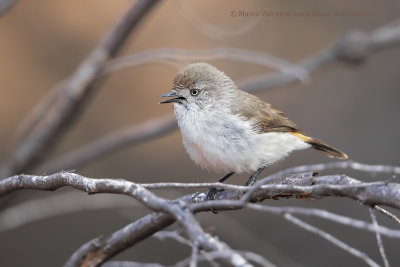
[190,89,199,96]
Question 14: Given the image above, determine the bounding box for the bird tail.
[291,132,348,159]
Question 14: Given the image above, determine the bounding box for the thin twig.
[155,230,274,267]
[239,22,400,93]
[267,160,400,179]
[246,204,400,239]
[0,0,16,16]
[154,230,192,247]
[370,208,390,267]
[103,47,309,82]
[190,240,199,267]
[374,205,400,225]
[0,191,138,233]
[177,0,261,40]
[38,114,177,173]
[102,261,164,267]
[284,213,380,267]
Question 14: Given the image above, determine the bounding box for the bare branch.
[0,172,246,266]
[239,251,277,267]
[65,212,175,267]
[209,174,400,210]
[284,213,380,267]
[38,114,177,173]
[164,203,250,267]
[0,0,161,177]
[153,230,192,247]
[240,22,400,93]
[156,230,277,267]
[266,160,400,180]
[2,172,400,210]
[0,192,138,233]
[2,171,400,266]
[370,208,390,267]
[153,231,218,267]
[0,0,16,16]
[103,47,309,82]
[246,204,400,239]
[103,262,164,267]
[374,205,400,225]
[155,230,275,267]
[189,239,199,267]
[12,81,64,145]
[177,0,260,40]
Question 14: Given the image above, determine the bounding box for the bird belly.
[182,138,233,173]
[178,111,259,173]
[175,108,310,174]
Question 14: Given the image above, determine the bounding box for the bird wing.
[230,91,301,134]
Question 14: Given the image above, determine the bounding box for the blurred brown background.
[0,0,399,266]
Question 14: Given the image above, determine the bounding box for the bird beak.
[159,91,184,104]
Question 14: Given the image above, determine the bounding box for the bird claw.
[205,187,224,201]
[204,187,225,214]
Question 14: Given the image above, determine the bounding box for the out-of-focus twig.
[0,0,16,16]
[37,114,177,173]
[12,82,63,145]
[102,47,309,81]
[239,21,400,93]
[369,208,390,267]
[0,191,138,233]
[102,261,164,267]
[177,0,260,40]
[0,0,161,178]
[284,213,380,267]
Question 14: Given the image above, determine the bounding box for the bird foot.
[204,187,225,201]
[204,187,225,214]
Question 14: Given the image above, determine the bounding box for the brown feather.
[230,91,301,134]
[229,91,348,160]
[291,132,348,159]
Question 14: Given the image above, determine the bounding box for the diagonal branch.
[284,213,380,267]
[240,21,400,93]
[0,0,16,16]
[0,0,160,178]
[374,205,400,225]
[38,114,177,173]
[369,208,390,267]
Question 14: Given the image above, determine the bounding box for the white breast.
[173,104,309,174]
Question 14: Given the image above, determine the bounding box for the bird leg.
[218,171,235,183]
[245,167,265,186]
[204,172,234,201]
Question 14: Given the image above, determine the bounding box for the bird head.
[159,63,237,111]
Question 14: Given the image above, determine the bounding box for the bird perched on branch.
[160,63,347,193]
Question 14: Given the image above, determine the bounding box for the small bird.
[160,63,347,188]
